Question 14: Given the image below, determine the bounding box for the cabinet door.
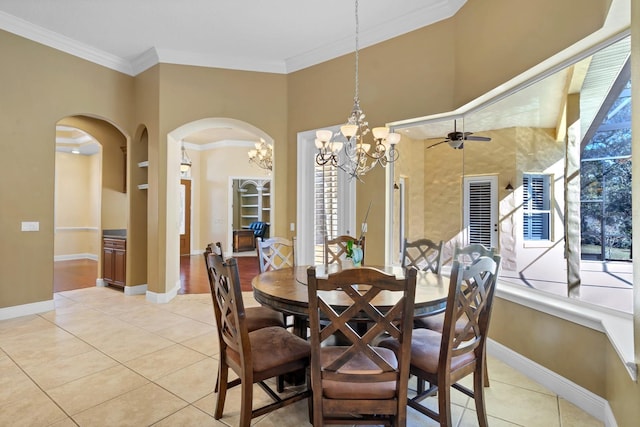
[103,247,115,282]
[114,249,126,286]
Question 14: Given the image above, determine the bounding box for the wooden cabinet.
[103,238,126,288]
[233,229,256,252]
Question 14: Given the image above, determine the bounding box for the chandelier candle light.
[247,138,273,171]
[315,0,400,180]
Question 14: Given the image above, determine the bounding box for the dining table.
[252,264,449,338]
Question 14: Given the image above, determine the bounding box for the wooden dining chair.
[306,266,417,427]
[414,244,496,385]
[324,234,365,266]
[380,255,501,427]
[209,255,311,427]
[401,238,444,274]
[204,245,284,333]
[256,236,295,272]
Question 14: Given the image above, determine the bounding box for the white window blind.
[468,181,493,248]
[523,174,551,240]
[314,164,338,264]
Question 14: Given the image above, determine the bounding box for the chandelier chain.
[354,0,359,101]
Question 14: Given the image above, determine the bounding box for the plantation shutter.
[468,181,493,248]
[523,174,550,240]
[314,164,338,264]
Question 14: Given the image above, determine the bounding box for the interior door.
[463,176,498,249]
[180,179,191,255]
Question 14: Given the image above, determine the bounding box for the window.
[314,164,338,264]
[523,174,551,240]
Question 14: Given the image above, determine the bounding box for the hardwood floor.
[54,254,259,294]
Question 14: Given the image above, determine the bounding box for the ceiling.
[11,0,624,154]
[0,0,465,75]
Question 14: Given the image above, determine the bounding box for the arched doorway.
[53,115,129,292]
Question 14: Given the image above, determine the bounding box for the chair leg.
[239,379,253,427]
[438,382,453,427]
[214,362,229,419]
[483,358,490,387]
[474,369,489,427]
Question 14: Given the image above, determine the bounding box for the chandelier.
[315,0,400,180]
[247,138,273,171]
[180,141,192,172]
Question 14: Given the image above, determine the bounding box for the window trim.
[523,173,553,242]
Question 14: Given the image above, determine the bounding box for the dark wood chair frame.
[403,256,501,427]
[324,234,366,266]
[307,266,417,427]
[208,255,310,426]
[401,238,444,274]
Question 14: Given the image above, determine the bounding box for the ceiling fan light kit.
[426,119,492,150]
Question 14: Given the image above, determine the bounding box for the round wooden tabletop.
[252,265,449,318]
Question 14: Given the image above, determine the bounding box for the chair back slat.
[325,235,365,266]
[256,237,295,272]
[206,253,250,365]
[402,238,444,273]
[454,243,494,265]
[307,265,417,425]
[440,256,501,366]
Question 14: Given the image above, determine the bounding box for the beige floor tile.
[257,399,312,427]
[154,357,218,403]
[482,380,560,426]
[152,405,226,426]
[24,348,118,390]
[193,386,272,425]
[181,330,221,356]
[458,408,522,426]
[405,396,467,426]
[0,363,43,404]
[0,321,74,360]
[8,335,95,370]
[48,417,81,427]
[482,356,556,396]
[47,364,149,415]
[0,314,56,340]
[0,386,68,427]
[125,344,208,380]
[72,382,188,427]
[558,397,604,427]
[81,325,174,362]
[152,318,216,343]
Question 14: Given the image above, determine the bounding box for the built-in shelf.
[137,184,149,190]
[138,161,149,168]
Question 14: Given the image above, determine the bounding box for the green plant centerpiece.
[345,239,363,267]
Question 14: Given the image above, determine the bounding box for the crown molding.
[0,11,133,75]
[0,0,466,76]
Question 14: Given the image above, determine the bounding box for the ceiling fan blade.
[465,135,492,141]
[426,140,448,149]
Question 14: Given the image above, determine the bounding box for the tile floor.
[0,287,604,427]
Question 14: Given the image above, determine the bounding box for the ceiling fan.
[426,120,491,149]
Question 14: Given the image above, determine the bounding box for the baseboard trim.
[96,278,106,287]
[145,281,179,304]
[0,299,55,321]
[488,339,616,426]
[124,284,147,296]
[54,253,99,262]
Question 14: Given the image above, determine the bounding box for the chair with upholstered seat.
[401,238,444,274]
[380,255,501,427]
[204,244,284,332]
[256,237,295,272]
[306,266,417,427]
[414,243,496,386]
[324,234,365,266]
[209,255,311,427]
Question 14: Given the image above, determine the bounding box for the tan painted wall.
[196,145,271,252]
[0,29,134,308]
[54,151,101,258]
